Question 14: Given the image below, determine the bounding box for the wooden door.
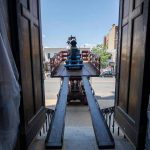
[115,0,150,149]
[15,0,45,148]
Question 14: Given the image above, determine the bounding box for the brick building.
[103,24,118,72]
[103,24,118,50]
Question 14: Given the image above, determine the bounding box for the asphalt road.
[44,76,116,108]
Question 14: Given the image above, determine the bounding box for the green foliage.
[92,44,111,68]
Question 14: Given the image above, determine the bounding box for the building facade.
[103,24,118,72]
[104,24,118,50]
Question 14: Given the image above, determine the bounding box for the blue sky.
[41,0,119,48]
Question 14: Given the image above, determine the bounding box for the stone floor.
[28,77,134,150]
[28,105,134,150]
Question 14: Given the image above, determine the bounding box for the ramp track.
[82,77,115,149]
[46,77,115,149]
[45,77,69,149]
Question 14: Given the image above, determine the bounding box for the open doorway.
[32,0,135,150]
[0,0,149,149]
[39,0,150,149]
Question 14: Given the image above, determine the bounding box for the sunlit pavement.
[45,77,116,109]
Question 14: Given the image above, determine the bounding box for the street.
[45,77,116,109]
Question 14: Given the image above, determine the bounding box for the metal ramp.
[45,77,69,149]
[82,77,115,149]
[45,77,115,149]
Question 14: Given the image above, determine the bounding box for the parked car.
[100,71,113,77]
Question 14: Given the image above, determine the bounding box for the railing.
[101,106,125,137]
[38,108,54,137]
[61,50,68,61]
[82,50,101,74]
[50,52,63,76]
[81,50,101,75]
[37,106,124,140]
[82,50,90,61]
[50,50,101,76]
[50,51,68,76]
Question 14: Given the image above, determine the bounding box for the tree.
[92,44,111,68]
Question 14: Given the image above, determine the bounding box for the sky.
[41,0,119,48]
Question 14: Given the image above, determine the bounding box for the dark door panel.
[16,0,45,148]
[118,24,129,112]
[115,0,150,149]
[1,0,45,148]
